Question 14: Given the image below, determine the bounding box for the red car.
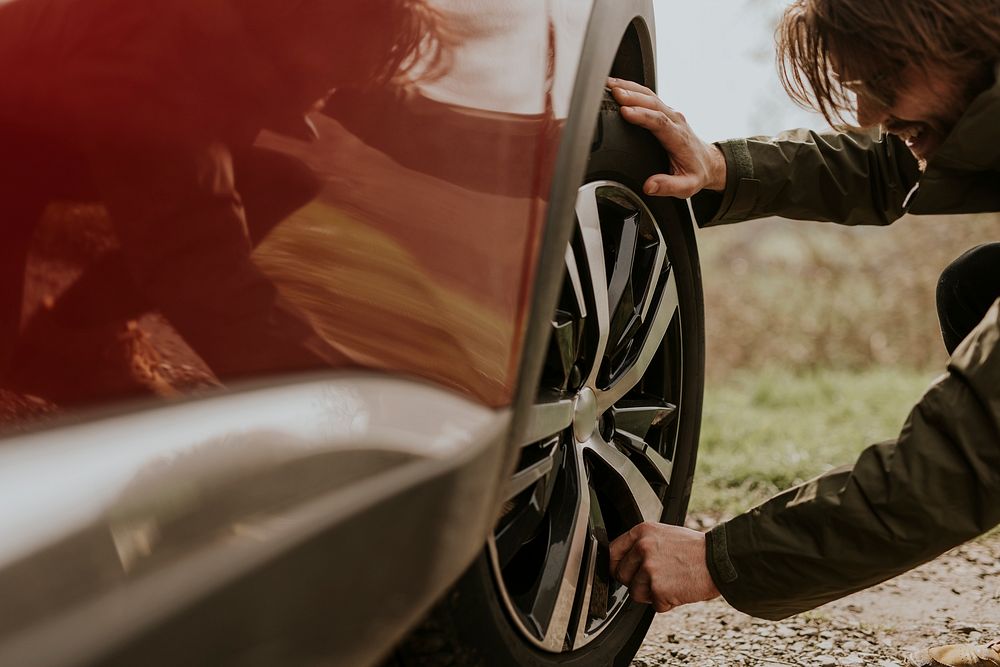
[0,0,704,665]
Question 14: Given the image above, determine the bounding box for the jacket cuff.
[704,523,738,587]
[696,138,761,227]
[705,521,749,614]
[705,514,786,620]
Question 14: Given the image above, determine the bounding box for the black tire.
[390,90,705,667]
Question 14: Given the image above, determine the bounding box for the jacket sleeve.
[690,128,922,227]
[704,298,1000,620]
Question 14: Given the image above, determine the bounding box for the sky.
[650,0,827,141]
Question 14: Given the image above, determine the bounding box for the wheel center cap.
[573,388,598,443]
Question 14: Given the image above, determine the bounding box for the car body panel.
[0,374,509,667]
[0,0,670,664]
[252,0,556,407]
[0,0,558,411]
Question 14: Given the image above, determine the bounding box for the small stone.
[816,654,838,667]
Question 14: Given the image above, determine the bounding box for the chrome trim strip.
[0,373,510,667]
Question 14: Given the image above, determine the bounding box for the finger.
[618,106,688,149]
[628,575,653,604]
[651,581,678,613]
[609,86,660,110]
[606,77,655,97]
[609,530,637,571]
[611,88,683,123]
[613,545,645,586]
[644,173,701,198]
[652,599,674,613]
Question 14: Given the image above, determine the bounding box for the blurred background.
[651,0,1000,518]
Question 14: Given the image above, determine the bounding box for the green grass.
[688,366,937,517]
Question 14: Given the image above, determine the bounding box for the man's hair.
[367,0,455,84]
[776,0,1000,124]
[241,0,455,86]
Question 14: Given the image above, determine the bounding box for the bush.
[698,213,1000,378]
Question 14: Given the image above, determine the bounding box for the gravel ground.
[633,532,1000,667]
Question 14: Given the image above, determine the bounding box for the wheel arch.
[609,15,657,93]
[511,0,659,450]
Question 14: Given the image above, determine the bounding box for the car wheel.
[390,89,705,667]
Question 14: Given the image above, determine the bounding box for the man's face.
[854,64,984,161]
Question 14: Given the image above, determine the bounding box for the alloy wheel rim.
[489,181,684,652]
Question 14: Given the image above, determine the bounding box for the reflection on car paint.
[0,0,602,663]
[0,0,563,425]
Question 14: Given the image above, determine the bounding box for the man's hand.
[609,522,721,613]
[607,78,727,198]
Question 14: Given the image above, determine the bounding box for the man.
[606,1,1000,665]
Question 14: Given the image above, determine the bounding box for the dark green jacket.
[698,66,1000,620]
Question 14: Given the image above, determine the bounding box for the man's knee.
[936,243,1000,353]
[938,244,1000,301]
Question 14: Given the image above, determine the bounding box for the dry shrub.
[698,212,1000,379]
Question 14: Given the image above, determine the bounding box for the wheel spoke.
[573,485,612,646]
[638,235,667,323]
[493,471,556,569]
[612,401,677,439]
[606,213,640,354]
[548,311,577,391]
[582,437,662,524]
[596,269,679,412]
[505,440,560,501]
[494,506,541,569]
[520,398,574,446]
[494,440,562,570]
[532,445,591,651]
[616,430,674,486]
[574,183,610,388]
[564,245,588,319]
[572,533,599,647]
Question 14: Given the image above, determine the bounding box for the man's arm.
[706,298,1000,620]
[701,129,921,227]
[613,299,1000,619]
[607,79,922,227]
